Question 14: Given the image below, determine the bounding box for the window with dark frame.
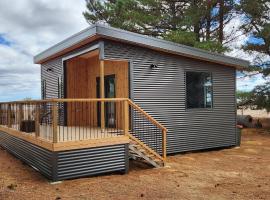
[186,71,213,109]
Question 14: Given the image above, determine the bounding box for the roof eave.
[34,24,249,69]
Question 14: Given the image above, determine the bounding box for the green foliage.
[194,41,230,54]
[237,84,270,113]
[237,90,253,107]
[163,31,197,47]
[83,0,236,54]
[239,0,270,76]
[252,83,270,113]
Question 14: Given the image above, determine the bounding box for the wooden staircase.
[128,133,164,167]
[126,100,167,168]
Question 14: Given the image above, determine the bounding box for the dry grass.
[0,128,270,200]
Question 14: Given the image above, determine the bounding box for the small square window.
[186,71,213,109]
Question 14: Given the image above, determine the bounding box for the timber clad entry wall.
[65,53,129,127]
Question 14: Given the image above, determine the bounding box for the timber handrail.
[0,98,167,161]
[127,99,167,132]
[127,99,167,161]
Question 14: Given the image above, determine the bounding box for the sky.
[0,0,268,102]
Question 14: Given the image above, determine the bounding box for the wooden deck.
[0,125,129,152]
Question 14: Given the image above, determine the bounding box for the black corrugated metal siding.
[0,132,128,181]
[56,144,127,180]
[0,131,53,179]
[104,41,237,154]
[40,39,237,155]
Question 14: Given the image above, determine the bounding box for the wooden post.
[52,102,58,143]
[100,60,105,132]
[18,104,23,129]
[162,129,167,162]
[7,104,11,128]
[123,100,129,135]
[35,103,40,137]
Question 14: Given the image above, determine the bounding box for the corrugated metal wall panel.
[40,39,237,155]
[0,131,53,179]
[104,41,237,154]
[0,131,128,181]
[56,144,127,180]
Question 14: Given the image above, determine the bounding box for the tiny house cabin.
[0,24,248,181]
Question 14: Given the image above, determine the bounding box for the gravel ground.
[0,128,269,200]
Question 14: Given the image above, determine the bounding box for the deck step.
[128,135,164,168]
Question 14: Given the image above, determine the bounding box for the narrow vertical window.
[42,79,46,99]
[186,72,213,109]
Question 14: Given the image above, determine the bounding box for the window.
[186,71,213,109]
[42,79,46,99]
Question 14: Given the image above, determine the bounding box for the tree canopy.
[83,0,270,111]
[83,0,238,53]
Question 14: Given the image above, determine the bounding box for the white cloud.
[223,15,270,91]
[0,1,268,101]
[0,0,88,101]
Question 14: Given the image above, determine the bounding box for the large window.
[186,71,213,109]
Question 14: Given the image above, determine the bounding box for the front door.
[96,75,116,127]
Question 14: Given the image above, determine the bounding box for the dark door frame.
[96,74,116,127]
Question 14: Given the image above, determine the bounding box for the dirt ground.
[0,128,269,200]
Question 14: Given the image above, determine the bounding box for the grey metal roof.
[34,24,249,68]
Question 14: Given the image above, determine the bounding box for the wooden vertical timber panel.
[100,60,105,131]
[65,53,129,128]
[35,103,40,137]
[52,102,58,143]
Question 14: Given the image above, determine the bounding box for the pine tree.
[239,0,270,76]
[83,0,236,53]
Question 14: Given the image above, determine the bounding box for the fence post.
[123,100,129,136]
[18,103,23,130]
[162,129,167,162]
[7,103,11,128]
[100,60,105,132]
[35,103,40,137]
[52,102,58,143]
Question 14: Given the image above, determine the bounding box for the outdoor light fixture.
[150,64,158,69]
[46,67,54,72]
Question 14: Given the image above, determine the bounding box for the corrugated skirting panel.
[104,40,237,154]
[0,131,128,181]
[55,144,128,181]
[0,131,53,179]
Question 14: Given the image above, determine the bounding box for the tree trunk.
[218,0,224,43]
[193,0,200,41]
[206,1,211,41]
